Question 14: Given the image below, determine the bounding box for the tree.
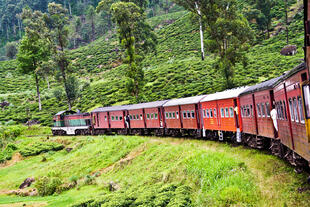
[204,0,253,88]
[86,5,96,41]
[5,41,17,59]
[17,8,50,111]
[173,0,205,60]
[44,3,73,110]
[97,1,156,102]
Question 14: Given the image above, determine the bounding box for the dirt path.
[0,202,47,207]
[0,153,23,169]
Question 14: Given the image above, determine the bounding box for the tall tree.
[173,0,205,60]
[44,3,73,109]
[97,1,156,101]
[86,5,96,41]
[17,8,49,111]
[203,0,253,88]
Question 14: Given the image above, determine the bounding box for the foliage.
[19,141,64,157]
[71,183,192,207]
[5,42,18,59]
[35,173,63,196]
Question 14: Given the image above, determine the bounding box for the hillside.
[0,127,309,206]
[0,6,305,126]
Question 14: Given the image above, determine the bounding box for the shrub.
[35,176,63,196]
[19,142,64,157]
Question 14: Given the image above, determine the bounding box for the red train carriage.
[92,105,128,135]
[239,76,283,149]
[273,63,310,165]
[52,111,91,135]
[126,100,168,136]
[163,95,207,137]
[200,87,248,142]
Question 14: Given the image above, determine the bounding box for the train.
[52,62,310,171]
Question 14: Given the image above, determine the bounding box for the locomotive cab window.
[298,97,305,123]
[214,109,217,118]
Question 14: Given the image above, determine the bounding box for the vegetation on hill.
[0,128,309,206]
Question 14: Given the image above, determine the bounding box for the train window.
[104,116,107,121]
[221,108,224,117]
[191,110,195,118]
[136,114,139,120]
[116,116,119,121]
[183,111,187,119]
[240,106,244,117]
[246,105,250,117]
[293,98,299,123]
[298,97,305,123]
[176,112,179,119]
[169,112,172,119]
[229,107,234,117]
[302,85,310,118]
[147,114,150,119]
[150,113,153,119]
[281,101,285,120]
[214,109,217,117]
[140,114,143,120]
[166,112,169,119]
[266,103,270,117]
[187,111,191,118]
[129,115,132,120]
[225,108,229,117]
[210,109,213,118]
[206,109,210,118]
[203,109,206,118]
[257,104,261,117]
[283,101,287,120]
[172,112,176,119]
[155,113,158,119]
[111,116,115,121]
[261,103,266,117]
[250,105,253,117]
[289,99,294,121]
[119,116,123,121]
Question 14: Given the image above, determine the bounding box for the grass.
[0,127,309,206]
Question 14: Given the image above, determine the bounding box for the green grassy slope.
[0,131,309,206]
[0,10,305,125]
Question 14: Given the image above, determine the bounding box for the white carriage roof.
[200,87,249,102]
[126,100,169,110]
[163,95,207,107]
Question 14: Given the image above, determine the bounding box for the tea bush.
[19,142,64,157]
